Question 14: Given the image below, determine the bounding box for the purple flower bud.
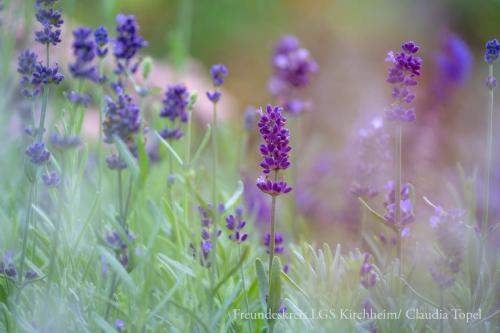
[484,39,500,64]
[210,64,228,86]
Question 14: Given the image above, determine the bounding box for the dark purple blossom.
[206,91,221,103]
[106,154,127,170]
[26,143,51,164]
[484,39,500,64]
[105,228,136,268]
[24,270,38,280]
[113,14,148,61]
[159,84,189,140]
[383,181,415,231]
[42,171,60,187]
[360,253,377,288]
[34,2,63,46]
[191,206,221,267]
[225,207,248,244]
[69,27,97,81]
[94,26,109,58]
[17,50,40,97]
[268,35,318,115]
[256,105,292,196]
[210,64,228,86]
[384,41,422,122]
[64,91,92,107]
[264,232,285,254]
[103,94,141,157]
[32,63,64,85]
[50,133,81,149]
[0,251,16,278]
[115,319,125,332]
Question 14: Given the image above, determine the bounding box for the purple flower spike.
[114,14,148,60]
[484,39,500,64]
[103,94,141,159]
[210,64,228,86]
[226,208,248,244]
[160,84,189,141]
[360,253,377,289]
[69,27,98,81]
[34,1,63,46]
[94,26,109,58]
[384,41,422,122]
[42,171,60,187]
[383,181,415,228]
[256,104,292,197]
[115,319,125,332]
[26,143,51,164]
[268,35,317,115]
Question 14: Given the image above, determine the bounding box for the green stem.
[394,125,402,270]
[482,64,494,236]
[238,244,252,332]
[18,185,35,285]
[104,273,118,322]
[268,171,278,277]
[117,169,124,222]
[210,97,219,292]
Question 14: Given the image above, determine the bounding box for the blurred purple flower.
[114,14,148,61]
[226,207,248,244]
[17,50,40,97]
[94,26,109,58]
[484,38,500,64]
[210,64,228,86]
[384,41,422,122]
[26,143,51,164]
[64,91,92,107]
[160,84,189,141]
[360,253,377,288]
[34,1,63,46]
[42,171,60,187]
[383,181,415,229]
[69,27,98,81]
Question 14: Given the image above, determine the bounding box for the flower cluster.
[50,133,81,150]
[256,105,292,196]
[34,0,63,46]
[206,64,228,103]
[225,207,248,244]
[159,84,189,140]
[69,27,97,81]
[95,26,109,58]
[42,171,60,187]
[383,181,415,230]
[484,39,500,64]
[32,63,64,86]
[103,94,141,158]
[350,117,390,199]
[384,41,422,122]
[25,142,51,164]
[113,13,147,74]
[264,232,289,273]
[268,35,318,115]
[64,91,92,107]
[17,50,39,97]
[190,206,221,267]
[428,206,465,289]
[0,251,37,281]
[360,253,377,288]
[104,228,136,268]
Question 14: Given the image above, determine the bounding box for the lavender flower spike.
[484,39,500,64]
[159,84,190,140]
[256,104,292,196]
[69,27,98,81]
[384,41,422,122]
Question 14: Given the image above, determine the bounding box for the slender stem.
[268,171,278,277]
[117,169,123,222]
[37,44,50,142]
[238,244,252,332]
[182,106,193,247]
[104,273,118,321]
[210,98,219,287]
[291,117,300,241]
[482,64,494,236]
[394,125,402,271]
[18,185,35,285]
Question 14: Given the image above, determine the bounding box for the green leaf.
[281,271,308,300]
[268,256,282,315]
[142,57,152,80]
[156,131,184,166]
[98,246,137,295]
[358,197,398,233]
[191,124,211,164]
[113,135,139,179]
[212,246,249,295]
[137,127,149,188]
[93,313,117,333]
[188,92,198,109]
[224,180,244,211]
[255,258,268,312]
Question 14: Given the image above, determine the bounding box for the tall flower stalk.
[482,39,499,236]
[383,41,422,276]
[18,0,64,287]
[206,63,228,276]
[256,105,292,275]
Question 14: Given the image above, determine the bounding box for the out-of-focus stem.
[238,244,252,332]
[291,117,300,242]
[482,64,494,236]
[394,125,402,269]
